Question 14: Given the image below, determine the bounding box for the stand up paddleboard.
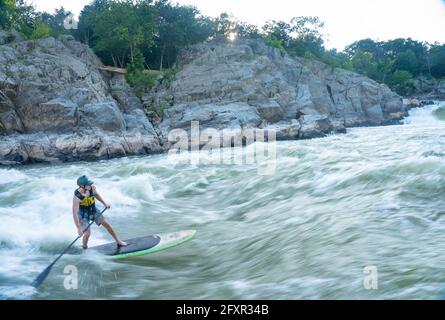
[87,230,196,259]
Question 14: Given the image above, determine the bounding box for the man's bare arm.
[73,196,81,225]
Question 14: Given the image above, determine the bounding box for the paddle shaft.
[32,207,108,288]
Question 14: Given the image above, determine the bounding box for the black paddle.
[32,207,108,288]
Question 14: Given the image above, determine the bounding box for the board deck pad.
[86,230,196,258]
[92,235,161,256]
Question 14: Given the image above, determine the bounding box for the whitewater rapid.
[1,102,445,299]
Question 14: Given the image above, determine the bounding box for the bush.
[125,52,159,96]
[162,68,176,83]
[29,22,50,40]
[6,32,15,43]
[264,35,286,55]
[388,70,415,96]
[143,99,170,124]
[430,44,445,78]
[304,51,315,60]
[126,70,160,97]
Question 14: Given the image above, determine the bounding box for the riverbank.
[1,37,407,166]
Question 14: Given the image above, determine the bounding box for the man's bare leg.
[83,229,91,249]
[101,220,128,247]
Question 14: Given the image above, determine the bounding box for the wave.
[433,105,445,121]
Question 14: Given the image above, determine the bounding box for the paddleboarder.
[73,175,128,249]
[32,178,195,287]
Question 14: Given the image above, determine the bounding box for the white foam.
[403,102,445,126]
[0,169,29,185]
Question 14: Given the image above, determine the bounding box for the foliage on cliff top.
[1,0,445,96]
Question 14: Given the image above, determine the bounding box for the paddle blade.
[32,264,54,288]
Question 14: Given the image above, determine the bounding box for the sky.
[31,0,445,50]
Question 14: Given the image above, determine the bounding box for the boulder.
[0,110,24,133]
[256,100,284,123]
[364,104,384,125]
[79,102,126,132]
[10,29,24,42]
[264,120,301,140]
[159,102,262,135]
[299,115,334,139]
[19,98,79,133]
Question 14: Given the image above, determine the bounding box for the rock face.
[1,37,406,165]
[409,77,445,101]
[146,39,405,143]
[0,29,8,45]
[0,28,23,45]
[0,36,161,165]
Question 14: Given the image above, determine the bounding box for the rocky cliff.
[409,77,445,101]
[146,39,405,143]
[0,36,161,165]
[0,37,406,165]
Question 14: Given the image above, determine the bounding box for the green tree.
[211,12,259,41]
[213,12,235,39]
[345,38,431,86]
[378,57,395,83]
[0,0,38,36]
[322,49,353,69]
[290,16,325,39]
[76,0,109,46]
[0,0,16,29]
[287,34,324,58]
[383,38,429,76]
[126,52,159,96]
[264,35,286,53]
[288,17,325,59]
[261,17,326,60]
[345,39,385,62]
[40,7,73,38]
[93,0,156,67]
[388,70,414,95]
[351,51,379,81]
[14,0,37,35]
[29,19,50,39]
[152,0,213,70]
[429,44,445,78]
[262,20,292,45]
[393,49,421,75]
[233,21,261,39]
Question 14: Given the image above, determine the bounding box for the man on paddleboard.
[73,175,128,249]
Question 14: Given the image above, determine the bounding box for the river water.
[1,102,445,300]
